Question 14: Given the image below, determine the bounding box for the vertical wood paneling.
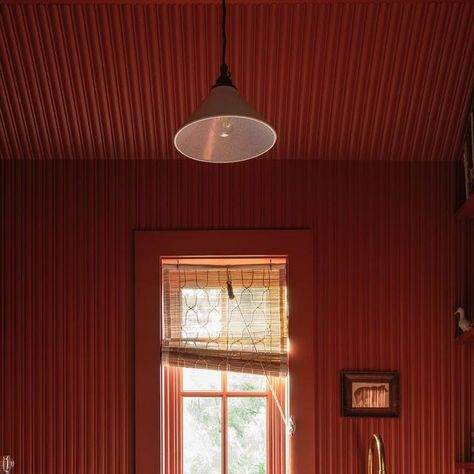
[456,220,474,467]
[0,160,472,473]
[0,1,473,161]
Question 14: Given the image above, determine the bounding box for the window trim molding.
[135,230,315,473]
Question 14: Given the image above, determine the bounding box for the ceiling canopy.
[0,0,472,160]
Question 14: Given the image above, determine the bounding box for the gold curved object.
[368,434,386,474]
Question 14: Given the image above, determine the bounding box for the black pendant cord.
[221,0,227,67]
[214,0,234,88]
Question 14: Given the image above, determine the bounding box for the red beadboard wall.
[459,222,474,467]
[1,160,473,473]
[1,1,473,162]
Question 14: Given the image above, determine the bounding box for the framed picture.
[340,370,400,417]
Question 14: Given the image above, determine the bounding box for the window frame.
[164,367,285,474]
[135,230,315,473]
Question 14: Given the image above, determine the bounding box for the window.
[161,258,288,474]
[163,368,286,474]
[135,230,315,473]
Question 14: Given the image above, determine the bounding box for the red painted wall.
[1,160,473,473]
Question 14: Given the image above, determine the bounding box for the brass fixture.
[368,434,386,474]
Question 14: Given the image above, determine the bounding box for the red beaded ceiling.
[0,0,473,160]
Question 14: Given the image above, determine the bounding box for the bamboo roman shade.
[161,261,288,377]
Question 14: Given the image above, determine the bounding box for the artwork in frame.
[340,370,400,417]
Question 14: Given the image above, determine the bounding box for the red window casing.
[135,230,314,473]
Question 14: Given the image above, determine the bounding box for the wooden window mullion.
[222,371,227,474]
[266,387,271,474]
[178,369,183,474]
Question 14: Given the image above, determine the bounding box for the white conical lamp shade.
[174,86,277,163]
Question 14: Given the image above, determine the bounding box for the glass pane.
[181,288,222,338]
[183,397,222,474]
[228,397,266,474]
[182,368,221,391]
[227,372,266,392]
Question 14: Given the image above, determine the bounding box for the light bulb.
[214,117,234,138]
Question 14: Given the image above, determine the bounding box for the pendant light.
[173,0,277,163]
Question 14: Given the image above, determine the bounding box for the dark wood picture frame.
[340,370,400,417]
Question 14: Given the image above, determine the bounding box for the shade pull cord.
[226,267,235,300]
[265,370,287,426]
